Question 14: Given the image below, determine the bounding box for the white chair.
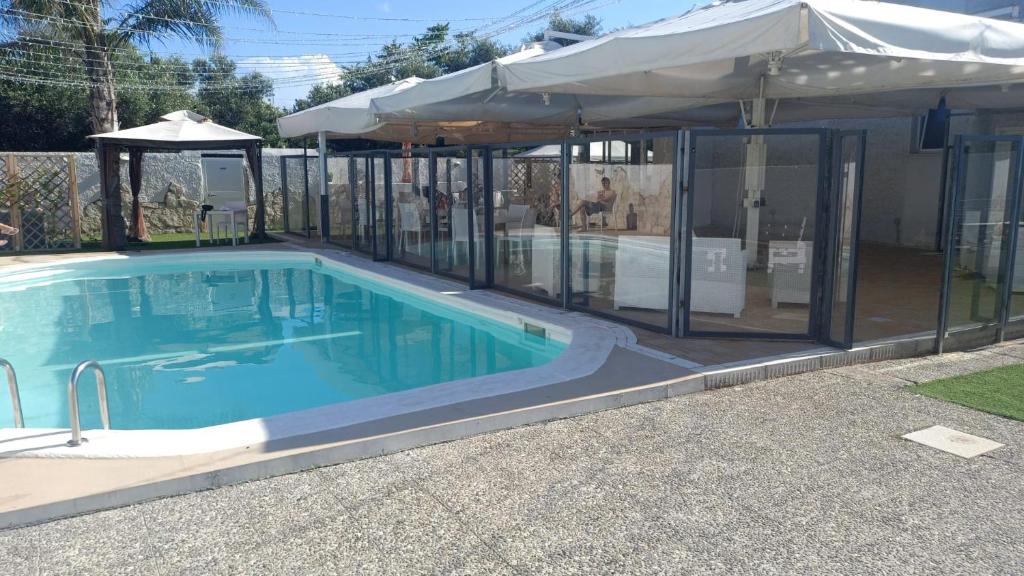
[613,236,670,310]
[769,240,812,308]
[357,195,371,245]
[398,202,425,255]
[690,237,746,317]
[507,204,536,276]
[451,208,472,265]
[529,225,561,297]
[584,197,616,231]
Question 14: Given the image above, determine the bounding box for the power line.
[0,0,613,95]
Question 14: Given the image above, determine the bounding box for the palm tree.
[1,0,273,133]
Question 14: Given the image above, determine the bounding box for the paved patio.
[3,342,1023,575]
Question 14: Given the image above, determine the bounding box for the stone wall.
[1,149,316,238]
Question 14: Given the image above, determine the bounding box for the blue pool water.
[0,254,564,430]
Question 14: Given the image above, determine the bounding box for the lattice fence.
[0,154,81,253]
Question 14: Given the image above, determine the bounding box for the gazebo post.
[246,143,266,240]
[97,141,126,251]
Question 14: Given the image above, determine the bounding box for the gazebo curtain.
[127,149,149,242]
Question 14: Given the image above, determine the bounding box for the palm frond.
[116,0,273,49]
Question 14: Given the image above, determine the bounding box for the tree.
[0,41,198,150]
[295,23,511,114]
[193,54,285,146]
[0,0,273,134]
[526,13,602,45]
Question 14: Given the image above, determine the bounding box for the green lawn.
[911,363,1024,422]
[121,231,281,251]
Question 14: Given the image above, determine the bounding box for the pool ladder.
[1,358,23,428]
[67,360,110,447]
[2,359,110,446]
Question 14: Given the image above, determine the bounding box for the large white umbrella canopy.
[372,41,728,128]
[500,0,1024,111]
[277,75,570,143]
[277,78,423,140]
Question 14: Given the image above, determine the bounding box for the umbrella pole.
[743,77,768,268]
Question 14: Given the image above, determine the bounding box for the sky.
[132,0,700,108]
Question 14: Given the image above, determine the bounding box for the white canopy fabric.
[277,75,572,143]
[277,78,423,139]
[371,41,727,128]
[500,0,1024,109]
[370,42,561,119]
[90,110,261,148]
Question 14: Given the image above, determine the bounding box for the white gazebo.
[90,110,265,250]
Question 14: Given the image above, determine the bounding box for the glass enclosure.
[686,130,825,337]
[392,150,432,269]
[432,148,471,280]
[327,155,353,247]
[567,135,676,330]
[352,157,372,255]
[471,148,489,287]
[308,125,1024,347]
[490,144,564,303]
[824,131,865,348]
[941,136,1022,349]
[373,155,389,259]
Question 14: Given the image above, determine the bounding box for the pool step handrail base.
[67,361,110,447]
[1,358,23,428]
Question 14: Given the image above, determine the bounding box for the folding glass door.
[431,147,472,281]
[820,131,866,349]
[281,154,318,238]
[566,133,677,332]
[683,129,828,339]
[938,135,1024,351]
[392,149,432,269]
[326,155,354,247]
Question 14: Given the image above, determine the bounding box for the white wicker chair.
[769,240,812,308]
[613,236,670,310]
[690,237,746,317]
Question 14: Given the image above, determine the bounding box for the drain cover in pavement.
[902,425,1004,458]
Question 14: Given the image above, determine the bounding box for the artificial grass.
[911,363,1024,422]
[121,231,282,251]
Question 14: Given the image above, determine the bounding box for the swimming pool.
[0,252,567,430]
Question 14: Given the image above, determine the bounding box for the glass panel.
[327,155,353,247]
[307,156,321,241]
[828,133,863,345]
[568,137,674,330]
[353,158,372,254]
[373,156,388,258]
[471,149,488,286]
[283,157,306,235]
[945,139,1019,338]
[689,132,822,335]
[434,151,470,279]
[392,152,431,268]
[491,145,563,302]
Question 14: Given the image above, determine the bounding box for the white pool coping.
[0,247,635,458]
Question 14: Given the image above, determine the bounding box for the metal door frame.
[936,134,1024,353]
[682,127,830,340]
[819,129,867,349]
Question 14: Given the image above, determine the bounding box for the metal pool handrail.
[0,358,23,428]
[67,360,110,447]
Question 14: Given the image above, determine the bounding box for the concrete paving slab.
[902,425,1006,458]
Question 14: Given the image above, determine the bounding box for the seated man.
[571,176,617,230]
